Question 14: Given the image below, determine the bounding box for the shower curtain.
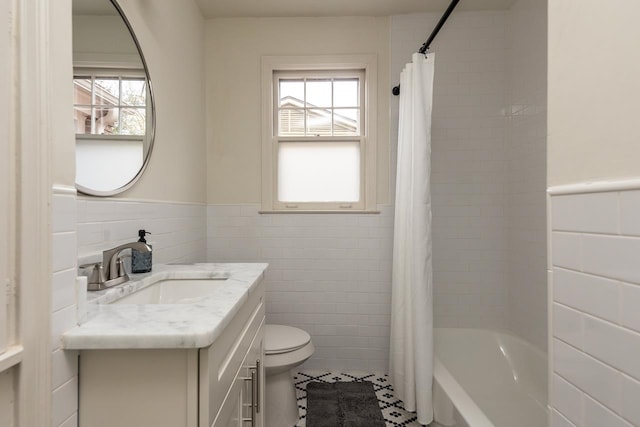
[390,52,435,426]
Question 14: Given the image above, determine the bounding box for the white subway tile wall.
[207,204,394,371]
[391,11,510,333]
[550,188,640,426]
[390,3,547,350]
[392,7,547,347]
[51,189,78,427]
[506,0,548,351]
[76,197,207,264]
[52,191,207,427]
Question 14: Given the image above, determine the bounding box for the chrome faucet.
[82,241,152,291]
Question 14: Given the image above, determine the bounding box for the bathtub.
[432,328,547,427]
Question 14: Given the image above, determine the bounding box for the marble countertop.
[62,263,268,350]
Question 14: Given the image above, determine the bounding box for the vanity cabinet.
[78,280,265,427]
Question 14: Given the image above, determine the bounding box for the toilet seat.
[265,324,311,355]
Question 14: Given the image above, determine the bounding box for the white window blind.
[278,141,360,202]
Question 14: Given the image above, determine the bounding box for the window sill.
[0,345,24,373]
[259,209,380,214]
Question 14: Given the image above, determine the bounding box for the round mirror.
[72,0,155,196]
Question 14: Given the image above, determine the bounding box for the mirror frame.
[76,0,156,197]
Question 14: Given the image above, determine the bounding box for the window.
[73,69,148,137]
[261,56,377,212]
[73,69,150,192]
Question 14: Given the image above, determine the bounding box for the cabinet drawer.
[200,283,264,427]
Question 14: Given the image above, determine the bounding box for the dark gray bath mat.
[305,381,386,427]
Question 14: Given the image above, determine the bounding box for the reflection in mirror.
[72,0,155,196]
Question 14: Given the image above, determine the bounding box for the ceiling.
[195,0,515,18]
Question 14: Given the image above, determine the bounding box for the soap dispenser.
[131,229,152,273]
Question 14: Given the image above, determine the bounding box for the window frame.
[73,67,149,145]
[261,55,378,213]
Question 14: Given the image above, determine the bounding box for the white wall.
[50,0,77,425]
[51,188,79,427]
[0,371,14,426]
[0,0,14,420]
[549,187,640,427]
[52,0,77,189]
[391,5,547,351]
[72,15,141,66]
[547,1,640,187]
[506,0,547,351]
[108,0,207,203]
[208,205,394,371]
[548,1,640,425]
[76,198,206,265]
[205,17,390,205]
[391,11,510,330]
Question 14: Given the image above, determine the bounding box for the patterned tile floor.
[294,371,437,427]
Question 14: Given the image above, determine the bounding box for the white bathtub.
[432,328,548,427]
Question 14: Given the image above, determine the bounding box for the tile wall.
[76,197,207,264]
[549,185,640,427]
[51,187,78,427]
[51,190,207,427]
[207,204,394,371]
[391,12,510,329]
[506,0,547,350]
[390,2,547,350]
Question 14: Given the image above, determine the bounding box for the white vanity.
[63,263,267,427]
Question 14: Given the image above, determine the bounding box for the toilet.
[264,324,315,427]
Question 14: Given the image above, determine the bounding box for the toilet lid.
[265,325,311,354]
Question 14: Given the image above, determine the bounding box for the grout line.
[553,265,640,288]
[553,336,640,388]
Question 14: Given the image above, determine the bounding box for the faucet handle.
[78,262,98,269]
[116,256,130,279]
[79,263,107,290]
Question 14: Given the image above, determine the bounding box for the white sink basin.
[113,276,229,305]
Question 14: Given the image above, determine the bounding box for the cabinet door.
[215,321,264,427]
[242,321,264,427]
[214,375,243,427]
[201,282,265,427]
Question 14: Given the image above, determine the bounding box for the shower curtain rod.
[392,0,460,96]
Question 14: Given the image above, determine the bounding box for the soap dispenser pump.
[131,229,152,273]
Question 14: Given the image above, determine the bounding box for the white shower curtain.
[390,52,435,426]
